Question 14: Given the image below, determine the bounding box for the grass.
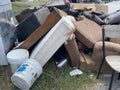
[0,1,97,90]
[12,0,51,16]
[0,61,96,90]
[31,63,96,90]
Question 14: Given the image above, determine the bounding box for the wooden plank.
[80,51,93,65]
[79,50,95,71]
[30,17,75,66]
[17,8,67,50]
[65,34,80,67]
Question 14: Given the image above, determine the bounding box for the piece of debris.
[70,68,83,76]
[16,7,50,42]
[65,34,80,67]
[56,58,68,68]
[88,74,94,79]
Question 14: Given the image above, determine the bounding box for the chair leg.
[118,73,120,80]
[96,28,105,79]
[109,70,115,90]
[96,57,105,79]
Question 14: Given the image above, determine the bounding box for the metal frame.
[109,70,115,90]
[97,28,105,79]
[96,28,120,90]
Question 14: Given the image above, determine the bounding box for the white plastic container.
[7,49,29,73]
[11,59,43,90]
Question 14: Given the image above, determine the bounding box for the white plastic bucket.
[11,59,42,90]
[7,49,29,73]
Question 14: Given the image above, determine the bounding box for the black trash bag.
[92,15,106,25]
[83,11,105,25]
[104,10,120,24]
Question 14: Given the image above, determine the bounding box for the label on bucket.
[17,64,29,73]
[16,63,34,75]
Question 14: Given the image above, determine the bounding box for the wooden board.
[79,50,95,71]
[17,8,67,50]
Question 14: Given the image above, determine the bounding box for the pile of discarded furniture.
[1,0,120,89]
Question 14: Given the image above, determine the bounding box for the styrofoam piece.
[70,69,83,76]
[7,49,29,73]
[11,59,42,90]
[30,16,75,67]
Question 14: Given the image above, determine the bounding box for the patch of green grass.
[30,61,96,90]
[0,61,96,90]
[12,0,51,16]
[0,66,15,90]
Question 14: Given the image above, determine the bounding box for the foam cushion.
[74,16,102,48]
